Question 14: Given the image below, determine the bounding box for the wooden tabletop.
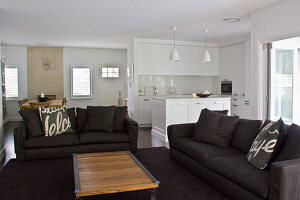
[73,151,159,198]
[20,100,63,109]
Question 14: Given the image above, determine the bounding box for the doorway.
[268,37,300,124]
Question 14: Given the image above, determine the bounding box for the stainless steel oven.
[221,81,232,95]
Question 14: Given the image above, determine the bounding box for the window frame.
[5,65,20,101]
[101,67,120,78]
[71,65,92,99]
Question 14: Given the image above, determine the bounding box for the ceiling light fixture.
[201,29,211,63]
[222,17,240,23]
[87,29,92,32]
[130,0,138,3]
[170,26,180,61]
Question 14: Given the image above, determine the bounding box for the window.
[71,66,92,98]
[102,67,119,78]
[5,65,19,99]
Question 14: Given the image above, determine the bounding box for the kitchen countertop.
[151,94,232,101]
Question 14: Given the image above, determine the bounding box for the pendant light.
[202,29,211,63]
[170,26,180,61]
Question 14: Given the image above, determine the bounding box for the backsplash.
[138,75,214,96]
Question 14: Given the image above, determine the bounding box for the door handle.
[143,99,150,101]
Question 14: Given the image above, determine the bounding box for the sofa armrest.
[14,122,27,161]
[269,158,300,200]
[167,123,195,148]
[124,117,138,152]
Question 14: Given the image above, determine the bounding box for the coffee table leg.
[151,188,157,200]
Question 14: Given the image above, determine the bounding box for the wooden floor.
[0,122,168,169]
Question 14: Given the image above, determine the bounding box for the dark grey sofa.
[168,121,300,200]
[14,107,138,161]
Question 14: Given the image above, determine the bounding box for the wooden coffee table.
[73,151,160,199]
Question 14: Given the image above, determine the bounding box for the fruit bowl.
[196,93,212,98]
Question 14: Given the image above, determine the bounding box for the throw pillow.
[275,123,300,162]
[19,109,44,137]
[247,118,287,170]
[214,110,229,115]
[39,106,73,136]
[231,119,262,153]
[76,107,87,132]
[83,106,116,133]
[114,106,128,132]
[193,108,239,147]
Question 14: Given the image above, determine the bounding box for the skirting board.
[151,129,166,142]
[6,116,23,122]
[0,148,6,162]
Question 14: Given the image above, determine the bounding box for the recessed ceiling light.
[222,17,240,23]
[87,29,92,32]
[130,0,138,3]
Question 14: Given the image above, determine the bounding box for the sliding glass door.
[269,38,300,124]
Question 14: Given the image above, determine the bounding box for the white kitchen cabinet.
[189,101,206,123]
[231,97,252,119]
[206,100,225,111]
[163,45,188,75]
[138,97,152,125]
[171,102,189,124]
[137,43,151,75]
[136,42,219,76]
[150,44,164,75]
[151,97,231,142]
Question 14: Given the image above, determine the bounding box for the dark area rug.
[0,147,229,200]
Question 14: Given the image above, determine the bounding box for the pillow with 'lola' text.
[39,106,73,136]
[247,118,286,170]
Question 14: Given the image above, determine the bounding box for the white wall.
[1,46,27,121]
[251,0,300,119]
[1,46,127,119]
[63,47,127,108]
[217,42,245,96]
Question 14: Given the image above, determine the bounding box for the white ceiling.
[0,0,280,49]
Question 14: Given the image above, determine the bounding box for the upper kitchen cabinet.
[187,46,219,76]
[150,44,164,75]
[163,45,188,75]
[137,43,151,75]
[137,43,164,75]
[135,39,219,76]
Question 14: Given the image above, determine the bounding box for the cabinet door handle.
[245,100,250,103]
[214,102,222,104]
[233,104,238,107]
[143,99,150,101]
[232,98,238,101]
[245,103,250,105]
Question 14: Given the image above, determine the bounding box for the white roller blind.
[5,66,19,99]
[72,66,92,98]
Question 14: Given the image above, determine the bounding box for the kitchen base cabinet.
[151,97,231,142]
[138,97,152,126]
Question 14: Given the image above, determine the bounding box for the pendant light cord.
[204,30,207,51]
[173,28,176,49]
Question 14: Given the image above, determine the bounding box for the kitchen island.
[151,95,231,142]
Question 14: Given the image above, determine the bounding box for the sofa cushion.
[67,107,77,132]
[172,138,242,165]
[206,155,270,199]
[231,119,262,153]
[247,118,287,170]
[114,106,127,132]
[39,107,73,136]
[193,108,239,147]
[83,106,116,133]
[24,133,80,149]
[275,123,300,162]
[19,109,44,137]
[76,108,87,133]
[79,131,130,144]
